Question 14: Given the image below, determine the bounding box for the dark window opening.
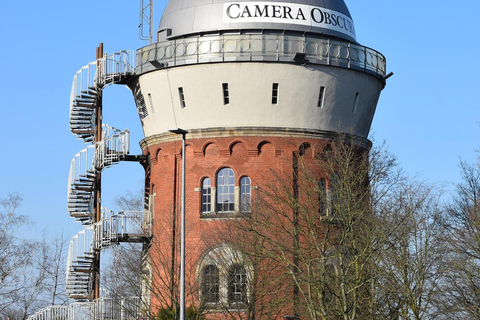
[272,83,279,104]
[178,87,186,108]
[222,83,230,105]
[352,92,360,114]
[228,264,247,304]
[317,86,325,108]
[202,265,220,303]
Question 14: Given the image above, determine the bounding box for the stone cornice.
[139,127,372,150]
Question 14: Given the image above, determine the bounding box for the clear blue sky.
[0,0,478,240]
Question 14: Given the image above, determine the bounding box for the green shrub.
[155,306,205,320]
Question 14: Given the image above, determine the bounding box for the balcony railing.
[136,34,386,79]
[95,208,152,249]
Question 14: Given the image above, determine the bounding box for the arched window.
[329,172,340,216]
[202,265,220,303]
[216,168,235,213]
[201,178,212,213]
[318,178,326,216]
[228,264,247,304]
[240,176,251,213]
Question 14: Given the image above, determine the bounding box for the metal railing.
[66,227,95,299]
[70,51,135,119]
[91,297,144,320]
[100,50,135,84]
[95,208,152,249]
[68,145,96,195]
[136,34,386,78]
[97,125,130,168]
[27,305,70,320]
[67,125,130,216]
[27,298,147,320]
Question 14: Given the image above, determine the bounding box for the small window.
[202,265,220,303]
[317,86,325,108]
[135,91,149,119]
[149,184,155,217]
[228,264,248,304]
[216,168,235,213]
[201,178,212,214]
[272,83,279,104]
[352,92,360,114]
[240,177,251,213]
[222,83,230,105]
[178,87,186,108]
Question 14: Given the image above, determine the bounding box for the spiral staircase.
[64,49,152,303]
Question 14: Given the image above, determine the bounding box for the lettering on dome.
[223,2,356,40]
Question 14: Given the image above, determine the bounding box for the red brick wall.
[144,135,337,318]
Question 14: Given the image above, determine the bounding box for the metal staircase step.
[81,89,99,96]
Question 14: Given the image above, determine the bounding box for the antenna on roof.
[139,0,154,44]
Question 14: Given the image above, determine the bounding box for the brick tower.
[129,0,387,317]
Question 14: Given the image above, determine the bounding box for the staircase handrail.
[67,145,96,198]
[26,305,70,320]
[66,227,95,299]
[67,226,95,271]
[70,50,135,118]
[96,125,130,168]
[100,50,136,84]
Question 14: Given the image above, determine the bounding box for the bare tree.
[40,231,69,307]
[0,192,36,316]
[206,138,402,320]
[373,179,446,320]
[442,160,480,319]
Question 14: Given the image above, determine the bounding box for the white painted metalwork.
[94,208,152,249]
[91,297,144,320]
[66,207,151,300]
[26,305,71,320]
[67,145,96,224]
[71,302,94,320]
[69,50,135,142]
[96,125,130,168]
[136,34,386,78]
[66,227,95,300]
[67,125,130,224]
[27,298,147,320]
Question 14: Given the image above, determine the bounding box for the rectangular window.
[352,92,360,114]
[272,83,279,104]
[317,86,325,108]
[178,87,186,108]
[222,83,230,105]
[202,178,212,213]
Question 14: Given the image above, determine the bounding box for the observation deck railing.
[136,34,386,79]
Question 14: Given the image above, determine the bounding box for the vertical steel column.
[93,42,104,301]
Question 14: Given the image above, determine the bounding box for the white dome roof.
[158,0,357,42]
